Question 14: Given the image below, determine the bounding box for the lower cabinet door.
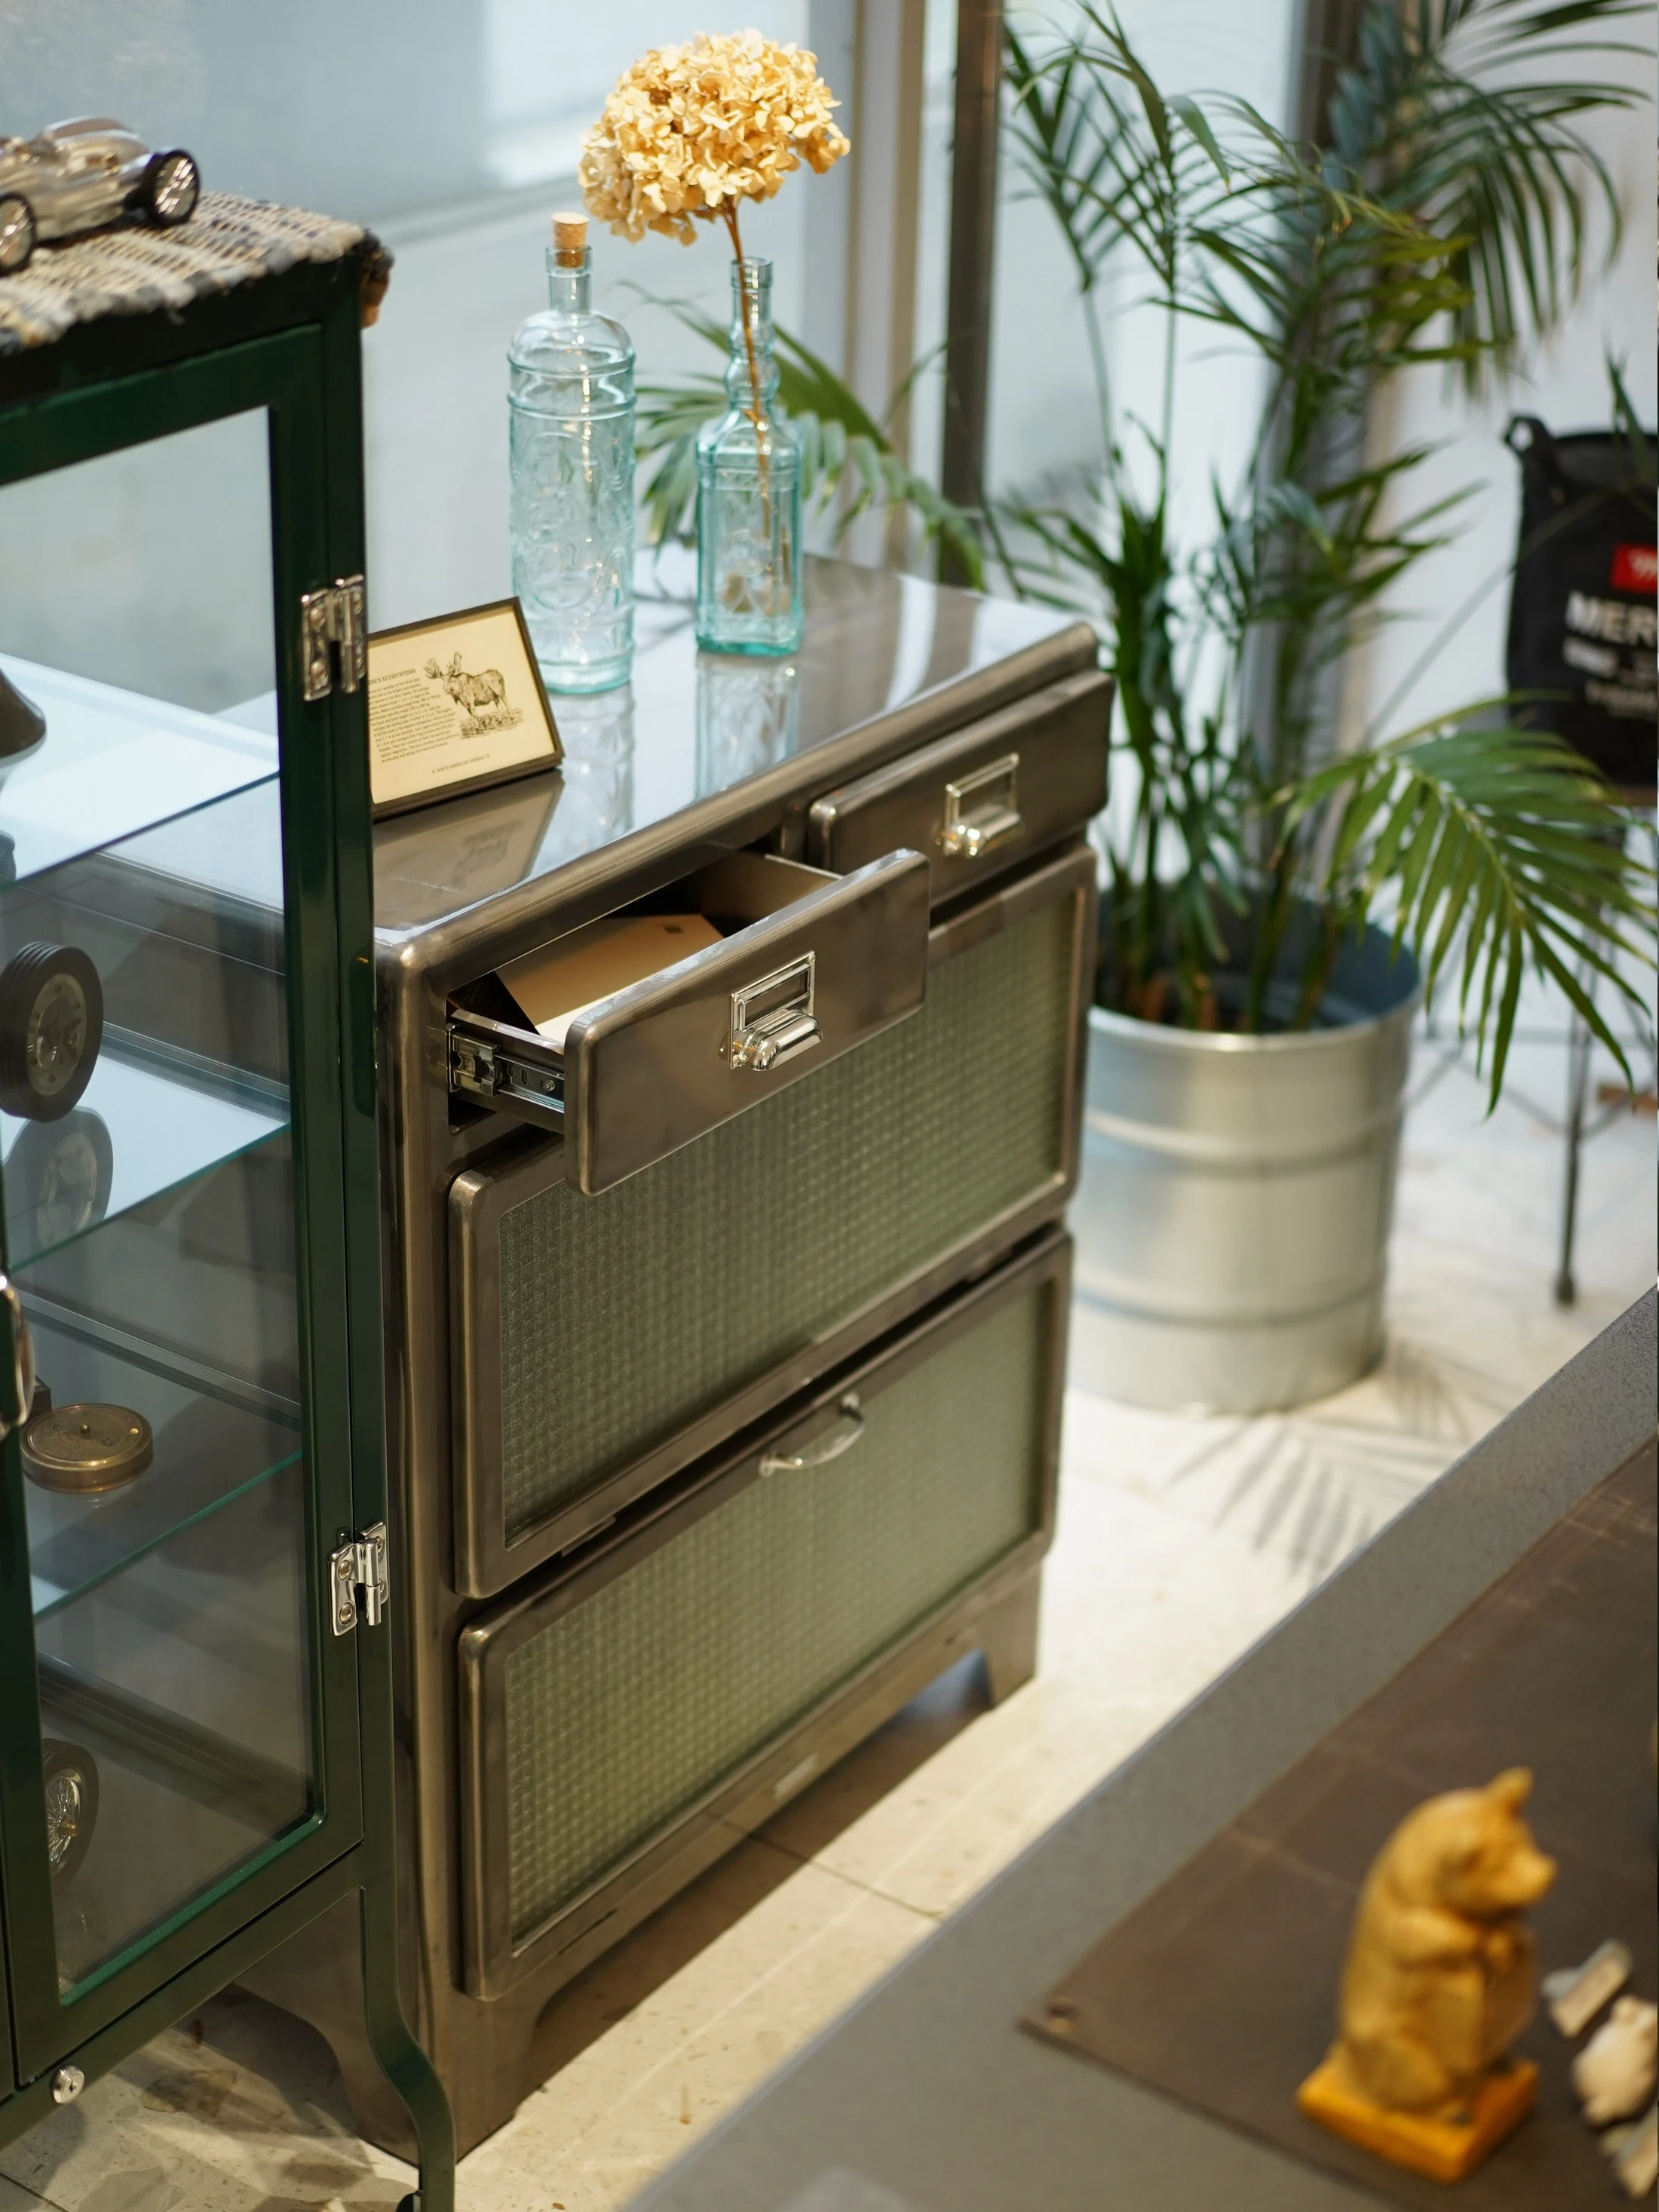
[457,1229,1070,1999]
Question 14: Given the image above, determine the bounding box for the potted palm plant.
[639,0,1655,1410]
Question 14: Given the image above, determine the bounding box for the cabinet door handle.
[0,1274,35,1437]
[940,752,1022,859]
[759,1395,865,1477]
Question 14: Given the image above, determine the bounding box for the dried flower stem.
[719,200,774,534]
[720,202,764,437]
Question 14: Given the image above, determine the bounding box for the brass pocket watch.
[23,1401,153,1493]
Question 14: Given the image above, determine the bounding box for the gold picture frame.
[366,597,563,820]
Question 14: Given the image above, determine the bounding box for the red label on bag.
[1610,542,1657,594]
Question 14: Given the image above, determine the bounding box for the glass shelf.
[0,655,279,891]
[35,1457,314,1996]
[22,1299,301,1619]
[2,1060,288,1271]
[46,1680,311,1999]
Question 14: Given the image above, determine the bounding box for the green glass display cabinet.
[0,201,452,2209]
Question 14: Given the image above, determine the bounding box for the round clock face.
[23,1401,154,1493]
[7,1111,113,1252]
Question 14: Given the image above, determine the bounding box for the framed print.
[366,597,563,819]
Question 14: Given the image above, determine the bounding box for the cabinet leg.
[980,1571,1041,1705]
[360,1884,456,2212]
[1556,994,1593,1307]
[354,1605,457,2212]
[238,1894,419,2158]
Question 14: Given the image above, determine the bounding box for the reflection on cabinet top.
[372,554,1097,955]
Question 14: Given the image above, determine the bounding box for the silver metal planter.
[1069,920,1419,1413]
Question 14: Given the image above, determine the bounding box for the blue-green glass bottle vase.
[696,258,804,656]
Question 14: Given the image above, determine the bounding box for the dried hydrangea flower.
[580,30,849,248]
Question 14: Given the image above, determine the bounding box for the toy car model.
[0,119,199,275]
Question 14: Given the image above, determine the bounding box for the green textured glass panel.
[504,1284,1047,1940]
[496,895,1072,1542]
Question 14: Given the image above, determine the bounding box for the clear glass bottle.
[696,258,804,656]
[508,213,635,694]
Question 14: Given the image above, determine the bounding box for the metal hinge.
[300,575,367,702]
[330,1523,389,1634]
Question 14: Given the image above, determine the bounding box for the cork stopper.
[552,211,587,268]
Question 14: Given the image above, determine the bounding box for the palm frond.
[1326,0,1649,384]
[1289,718,1654,1102]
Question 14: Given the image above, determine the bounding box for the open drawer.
[447,848,931,1194]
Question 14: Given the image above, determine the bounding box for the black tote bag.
[1504,416,1656,795]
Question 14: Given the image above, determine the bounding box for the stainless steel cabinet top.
[372,555,1093,951]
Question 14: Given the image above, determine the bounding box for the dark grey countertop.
[631,1290,1658,2212]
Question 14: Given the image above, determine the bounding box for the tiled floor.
[2,1021,1652,2212]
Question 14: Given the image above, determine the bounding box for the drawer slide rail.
[447,1011,565,1127]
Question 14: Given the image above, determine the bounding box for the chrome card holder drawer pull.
[759,1394,865,1477]
[729,953,821,1072]
[940,752,1021,859]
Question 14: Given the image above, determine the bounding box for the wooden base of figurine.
[1297,2053,1538,2183]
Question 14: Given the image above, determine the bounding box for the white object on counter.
[1608,2103,1657,2198]
[1574,1998,1659,2127]
[1545,1938,1634,2039]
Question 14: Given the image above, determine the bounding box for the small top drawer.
[806,668,1111,895]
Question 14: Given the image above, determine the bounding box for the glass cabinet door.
[0,337,363,2064]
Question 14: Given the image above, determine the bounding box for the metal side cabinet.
[244,557,1110,2155]
[0,200,451,2210]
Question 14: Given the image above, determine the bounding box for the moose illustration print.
[423,652,522,735]
[366,597,562,818]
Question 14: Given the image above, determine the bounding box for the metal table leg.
[1555,989,1595,1307]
